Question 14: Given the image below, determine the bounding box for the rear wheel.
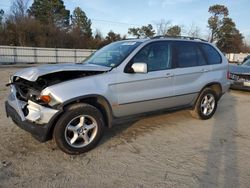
[191,88,218,120]
[53,103,104,154]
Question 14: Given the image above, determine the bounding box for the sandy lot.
[0,66,250,188]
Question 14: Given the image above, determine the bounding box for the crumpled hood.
[229,64,250,75]
[12,63,111,81]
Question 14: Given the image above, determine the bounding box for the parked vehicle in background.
[229,59,250,91]
[5,36,230,154]
[242,55,250,63]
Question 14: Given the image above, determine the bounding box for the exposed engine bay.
[12,71,104,104]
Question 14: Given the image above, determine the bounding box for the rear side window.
[200,44,222,64]
[175,42,207,68]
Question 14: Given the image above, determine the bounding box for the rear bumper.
[5,101,50,142]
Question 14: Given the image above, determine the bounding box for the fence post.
[34,47,38,64]
[55,48,58,64]
[13,47,17,64]
[74,49,77,63]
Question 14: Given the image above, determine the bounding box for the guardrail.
[0,45,95,64]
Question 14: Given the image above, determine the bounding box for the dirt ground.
[0,66,250,188]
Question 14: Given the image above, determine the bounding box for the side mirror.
[131,63,147,73]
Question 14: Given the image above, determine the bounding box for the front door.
[113,41,175,117]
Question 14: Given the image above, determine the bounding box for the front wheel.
[53,103,104,154]
[191,88,218,120]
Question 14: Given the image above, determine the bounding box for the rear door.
[172,41,211,106]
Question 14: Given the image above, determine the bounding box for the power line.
[91,18,141,27]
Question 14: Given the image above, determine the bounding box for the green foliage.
[128,27,140,38]
[216,18,244,53]
[0,9,4,25]
[166,25,181,36]
[28,0,70,28]
[105,31,121,42]
[71,7,92,38]
[208,4,228,42]
[208,4,228,17]
[128,24,155,38]
[208,4,244,52]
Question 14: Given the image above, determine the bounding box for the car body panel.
[12,63,111,81]
[5,38,230,143]
[111,69,175,117]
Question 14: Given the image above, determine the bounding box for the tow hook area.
[26,100,58,124]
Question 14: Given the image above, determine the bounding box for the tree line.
[0,0,123,49]
[0,1,249,53]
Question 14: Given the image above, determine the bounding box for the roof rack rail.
[151,35,208,42]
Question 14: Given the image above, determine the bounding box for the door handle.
[201,69,209,72]
[166,73,174,78]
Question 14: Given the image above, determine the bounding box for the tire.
[191,88,218,120]
[53,103,104,155]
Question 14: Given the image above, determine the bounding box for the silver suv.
[5,37,230,154]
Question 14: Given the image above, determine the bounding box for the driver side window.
[132,42,172,71]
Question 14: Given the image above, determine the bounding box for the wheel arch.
[191,82,222,110]
[202,82,222,98]
[45,94,113,140]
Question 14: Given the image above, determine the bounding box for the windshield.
[242,59,250,66]
[83,41,142,67]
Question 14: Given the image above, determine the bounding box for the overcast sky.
[1,0,249,42]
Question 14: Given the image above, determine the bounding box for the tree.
[166,25,181,36]
[3,0,30,46]
[10,0,29,21]
[90,29,104,49]
[103,30,121,44]
[28,0,70,29]
[208,4,228,42]
[216,17,244,53]
[0,9,4,24]
[105,31,121,41]
[208,4,244,52]
[128,27,140,38]
[0,9,4,33]
[154,19,171,35]
[186,23,201,38]
[71,7,92,38]
[128,24,155,38]
[94,29,103,41]
[141,24,155,38]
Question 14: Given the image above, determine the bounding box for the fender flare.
[45,94,114,140]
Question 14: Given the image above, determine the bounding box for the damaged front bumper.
[5,85,60,142]
[230,80,250,91]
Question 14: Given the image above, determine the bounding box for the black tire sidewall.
[54,103,104,155]
[197,89,218,120]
